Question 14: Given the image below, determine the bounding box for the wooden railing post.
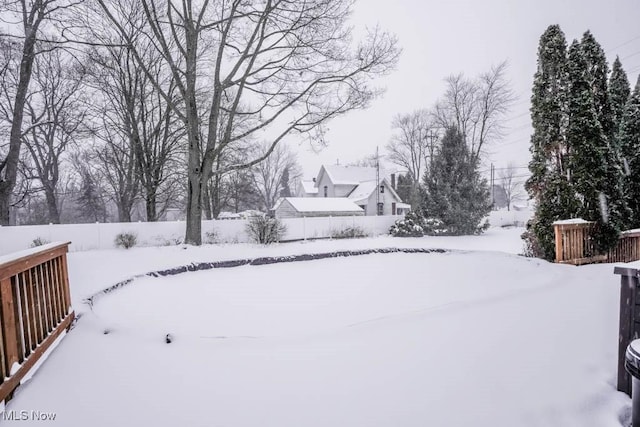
[554,224,563,263]
[0,277,19,374]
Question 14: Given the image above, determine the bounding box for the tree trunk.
[44,187,60,224]
[146,188,158,222]
[0,27,38,225]
[117,199,132,222]
[0,183,11,225]
[202,180,212,220]
[185,171,203,245]
[210,176,221,219]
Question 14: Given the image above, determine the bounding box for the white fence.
[487,209,533,227]
[0,215,400,256]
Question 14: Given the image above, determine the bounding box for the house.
[296,165,410,216]
[272,197,365,218]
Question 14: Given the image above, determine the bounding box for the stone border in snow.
[83,247,448,307]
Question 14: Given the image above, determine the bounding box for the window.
[323,186,328,197]
[377,203,384,216]
[392,202,396,215]
[380,185,385,193]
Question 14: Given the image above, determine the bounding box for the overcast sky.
[295,0,640,182]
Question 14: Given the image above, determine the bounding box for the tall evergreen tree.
[618,77,640,228]
[580,31,614,138]
[525,25,575,260]
[579,34,630,238]
[422,127,490,235]
[567,40,624,251]
[279,167,291,198]
[609,56,631,137]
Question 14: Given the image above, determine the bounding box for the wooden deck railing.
[0,242,74,403]
[554,220,640,265]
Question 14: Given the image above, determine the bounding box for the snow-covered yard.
[0,227,632,426]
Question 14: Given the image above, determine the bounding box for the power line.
[621,50,640,62]
[607,34,640,54]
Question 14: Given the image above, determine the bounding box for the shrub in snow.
[114,232,138,249]
[520,228,541,258]
[331,226,368,239]
[422,217,448,235]
[246,216,286,244]
[204,229,219,244]
[31,237,50,247]
[389,211,426,237]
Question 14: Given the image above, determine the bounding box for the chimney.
[391,173,396,190]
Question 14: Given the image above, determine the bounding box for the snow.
[621,229,640,237]
[283,197,364,213]
[0,226,632,426]
[347,180,377,203]
[9,363,20,377]
[322,165,379,185]
[300,180,319,194]
[19,332,68,386]
[553,218,590,225]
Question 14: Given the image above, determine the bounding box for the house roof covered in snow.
[319,165,380,185]
[347,180,378,203]
[275,197,364,213]
[300,180,318,194]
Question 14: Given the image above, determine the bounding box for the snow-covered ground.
[0,226,632,426]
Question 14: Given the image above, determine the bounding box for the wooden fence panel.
[554,221,640,265]
[0,242,74,403]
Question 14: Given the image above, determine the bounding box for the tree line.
[525,25,640,260]
[384,62,514,234]
[0,0,400,244]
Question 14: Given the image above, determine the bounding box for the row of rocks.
[84,247,447,307]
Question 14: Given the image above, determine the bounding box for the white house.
[272,197,365,218]
[296,165,410,216]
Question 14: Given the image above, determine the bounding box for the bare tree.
[433,61,514,166]
[348,154,379,168]
[0,0,74,225]
[385,109,437,208]
[94,131,139,222]
[21,48,86,223]
[82,10,185,222]
[92,0,400,244]
[250,142,300,211]
[72,152,108,222]
[498,162,525,211]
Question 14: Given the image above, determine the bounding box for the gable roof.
[346,177,405,204]
[318,165,378,186]
[277,197,364,213]
[300,180,318,194]
[347,180,378,203]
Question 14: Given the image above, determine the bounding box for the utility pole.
[490,163,495,210]
[376,146,380,215]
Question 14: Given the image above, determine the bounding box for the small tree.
[422,127,491,235]
[246,216,286,244]
[498,162,525,211]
